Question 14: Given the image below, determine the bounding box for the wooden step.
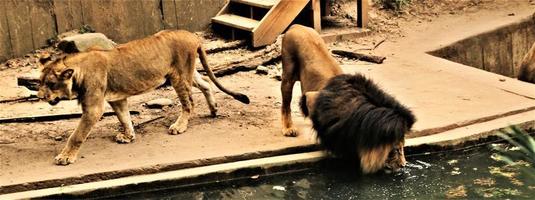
[212,14,260,31]
[230,0,278,9]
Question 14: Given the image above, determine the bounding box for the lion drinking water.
[280,25,415,173]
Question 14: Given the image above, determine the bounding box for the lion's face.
[37,59,77,105]
[384,141,407,173]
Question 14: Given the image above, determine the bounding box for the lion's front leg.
[55,101,104,165]
[109,99,135,143]
[281,78,298,137]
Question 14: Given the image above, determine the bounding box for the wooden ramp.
[212,0,317,47]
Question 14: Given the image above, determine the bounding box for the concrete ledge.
[0,151,327,200]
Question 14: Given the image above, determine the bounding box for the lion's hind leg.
[109,99,135,143]
[168,76,194,135]
[193,71,218,117]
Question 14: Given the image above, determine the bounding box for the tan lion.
[38,30,249,165]
[280,25,415,173]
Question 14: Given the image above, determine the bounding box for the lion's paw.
[283,128,299,137]
[168,122,187,135]
[115,133,135,143]
[210,109,218,118]
[54,153,77,165]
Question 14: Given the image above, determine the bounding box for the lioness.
[38,30,249,165]
[280,25,415,173]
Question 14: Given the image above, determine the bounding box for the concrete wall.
[0,0,226,62]
[430,16,535,78]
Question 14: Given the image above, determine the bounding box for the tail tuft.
[233,93,250,104]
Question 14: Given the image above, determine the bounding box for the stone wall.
[430,16,535,78]
[0,0,226,62]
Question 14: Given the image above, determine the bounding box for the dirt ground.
[1,0,535,193]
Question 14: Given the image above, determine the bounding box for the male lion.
[280,25,415,173]
[518,42,535,83]
[38,30,249,165]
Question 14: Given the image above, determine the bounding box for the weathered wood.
[139,0,163,36]
[210,45,282,76]
[357,0,369,28]
[205,40,248,54]
[17,76,41,91]
[81,0,140,43]
[161,0,178,29]
[0,111,140,124]
[0,2,13,61]
[175,0,226,31]
[0,95,38,104]
[4,0,34,56]
[311,0,321,32]
[53,0,84,33]
[30,0,56,48]
[332,49,386,64]
[252,0,309,47]
[212,14,259,31]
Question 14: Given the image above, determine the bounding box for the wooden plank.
[231,0,277,9]
[4,0,34,57]
[357,0,369,28]
[0,2,13,62]
[30,0,57,48]
[212,14,259,31]
[311,0,321,32]
[139,0,163,35]
[81,0,139,43]
[53,0,84,33]
[252,0,309,47]
[161,0,178,29]
[0,111,140,124]
[176,0,226,31]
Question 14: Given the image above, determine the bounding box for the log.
[0,110,140,124]
[331,49,386,64]
[203,42,282,77]
[17,75,40,91]
[205,40,247,54]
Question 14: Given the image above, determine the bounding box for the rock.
[256,65,269,75]
[145,98,174,109]
[58,33,116,53]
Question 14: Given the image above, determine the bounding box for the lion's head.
[307,73,415,174]
[37,56,78,105]
[384,141,407,173]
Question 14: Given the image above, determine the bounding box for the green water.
[106,144,534,200]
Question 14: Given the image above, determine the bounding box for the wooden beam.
[357,0,369,28]
[0,110,140,124]
[311,0,321,32]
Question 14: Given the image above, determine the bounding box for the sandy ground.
[1,0,535,193]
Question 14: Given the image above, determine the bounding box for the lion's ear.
[60,69,74,80]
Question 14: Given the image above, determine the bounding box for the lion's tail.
[311,74,416,159]
[197,46,250,104]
